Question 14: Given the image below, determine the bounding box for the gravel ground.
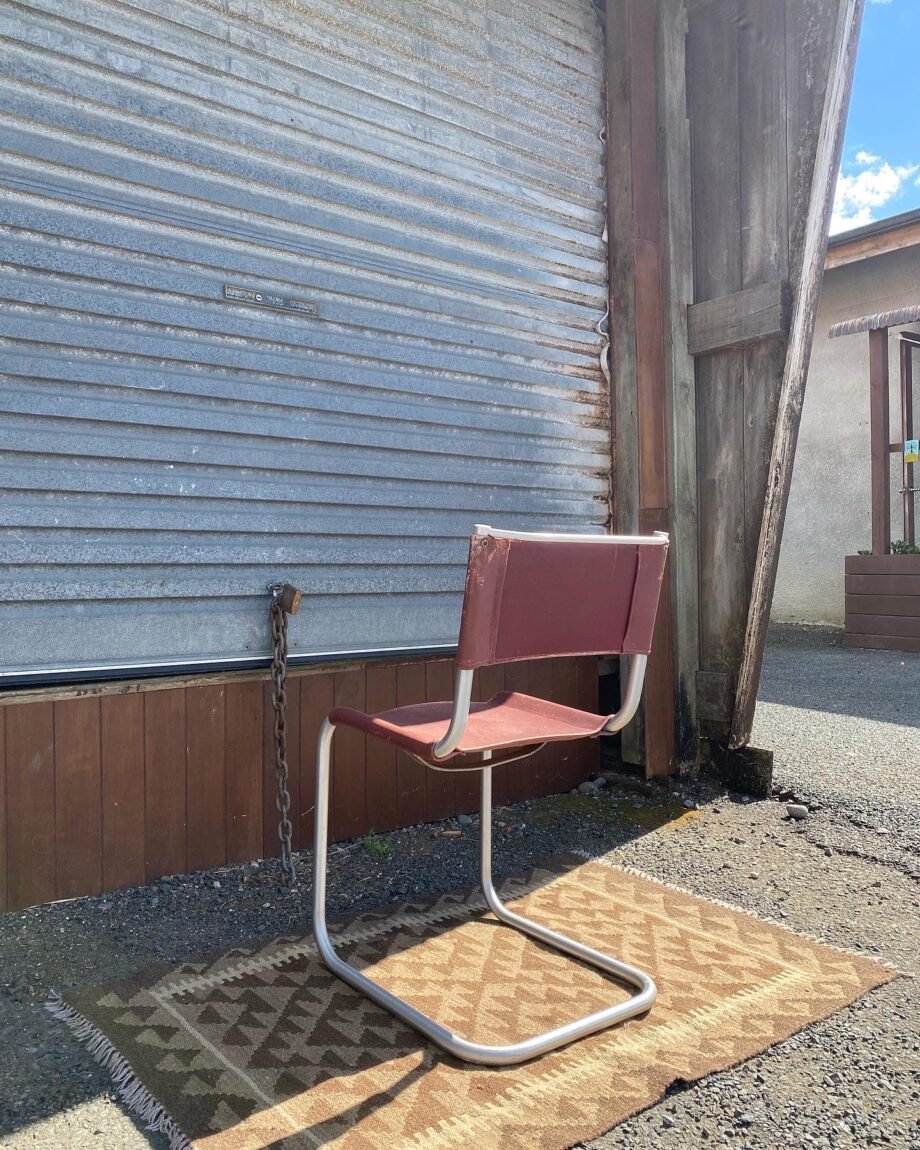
[1,626,917,1148]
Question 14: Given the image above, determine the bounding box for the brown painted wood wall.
[0,655,598,913]
[844,554,920,651]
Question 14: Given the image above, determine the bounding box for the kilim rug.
[48,855,892,1150]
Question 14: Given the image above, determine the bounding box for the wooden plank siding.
[0,655,598,911]
[608,0,679,776]
[844,554,920,652]
[6,703,56,910]
[689,0,746,744]
[54,697,102,900]
[100,694,146,891]
[847,574,920,597]
[656,0,699,769]
[846,615,920,638]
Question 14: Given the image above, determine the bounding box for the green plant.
[856,544,920,556]
[361,830,392,859]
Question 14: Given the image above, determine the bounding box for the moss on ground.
[527,792,699,834]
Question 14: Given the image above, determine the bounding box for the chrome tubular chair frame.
[312,695,656,1066]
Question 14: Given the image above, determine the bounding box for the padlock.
[277,583,302,615]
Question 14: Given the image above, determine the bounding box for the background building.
[774,210,920,625]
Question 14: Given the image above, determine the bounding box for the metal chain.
[268,584,302,886]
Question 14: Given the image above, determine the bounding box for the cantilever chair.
[313,525,670,1065]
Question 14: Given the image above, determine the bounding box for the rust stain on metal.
[829,304,920,338]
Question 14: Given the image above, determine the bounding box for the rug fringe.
[46,993,192,1150]
[571,850,907,976]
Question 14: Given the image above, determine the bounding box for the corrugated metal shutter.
[0,0,609,676]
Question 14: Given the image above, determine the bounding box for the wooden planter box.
[845,554,920,652]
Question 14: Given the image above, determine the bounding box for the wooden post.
[900,339,915,546]
[606,0,643,767]
[729,0,863,749]
[630,0,675,777]
[658,0,699,768]
[869,327,891,556]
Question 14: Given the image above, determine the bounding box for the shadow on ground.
[757,623,920,727]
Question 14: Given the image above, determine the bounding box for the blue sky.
[831,0,920,233]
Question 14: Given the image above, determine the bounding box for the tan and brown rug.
[49,856,892,1150]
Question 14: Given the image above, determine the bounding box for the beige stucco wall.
[772,244,920,625]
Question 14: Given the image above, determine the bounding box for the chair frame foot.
[312,718,657,1066]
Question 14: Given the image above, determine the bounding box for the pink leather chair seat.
[331,690,609,763]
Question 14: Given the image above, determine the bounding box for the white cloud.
[830,152,918,233]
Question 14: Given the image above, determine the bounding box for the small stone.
[683,798,696,809]
[825,847,833,857]
[458,814,473,827]
[662,1116,676,1129]
[786,803,809,820]
[578,780,598,795]
[591,776,607,788]
[212,880,221,889]
[876,827,890,835]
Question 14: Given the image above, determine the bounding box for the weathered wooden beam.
[629,0,675,777]
[689,0,747,709]
[607,0,681,777]
[606,0,643,767]
[729,0,864,750]
[696,669,734,720]
[709,742,774,798]
[869,327,891,556]
[658,0,698,768]
[687,280,790,356]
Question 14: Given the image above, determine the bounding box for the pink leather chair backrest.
[455,532,669,670]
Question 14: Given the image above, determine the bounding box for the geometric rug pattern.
[53,856,892,1149]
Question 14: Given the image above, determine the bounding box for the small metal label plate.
[223,284,317,316]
